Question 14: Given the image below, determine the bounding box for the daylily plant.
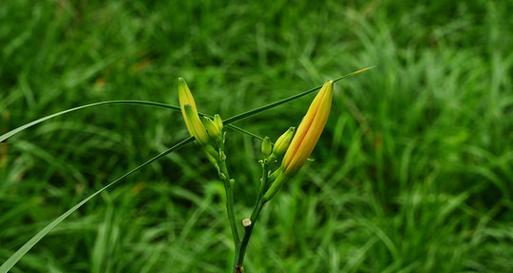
[0,67,372,273]
[178,78,334,273]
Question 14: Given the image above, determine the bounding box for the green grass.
[1,0,513,272]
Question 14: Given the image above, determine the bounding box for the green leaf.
[223,66,374,124]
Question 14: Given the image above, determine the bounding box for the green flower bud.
[204,116,222,141]
[272,127,295,157]
[178,77,209,145]
[213,114,223,132]
[261,136,272,156]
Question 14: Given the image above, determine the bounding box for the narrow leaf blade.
[0,100,180,143]
[0,137,193,273]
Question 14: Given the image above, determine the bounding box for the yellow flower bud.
[178,77,209,145]
[183,105,210,145]
[272,127,295,157]
[281,80,333,174]
[263,80,334,201]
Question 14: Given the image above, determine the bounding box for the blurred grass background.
[1,0,513,272]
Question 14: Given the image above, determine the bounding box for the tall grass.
[1,0,513,272]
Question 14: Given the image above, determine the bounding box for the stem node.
[242,218,252,228]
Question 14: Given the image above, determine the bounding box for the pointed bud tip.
[213,114,223,129]
[177,77,189,90]
[324,80,334,89]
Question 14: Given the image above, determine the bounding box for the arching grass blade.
[0,100,180,143]
[0,137,193,273]
[223,66,374,124]
[0,100,263,142]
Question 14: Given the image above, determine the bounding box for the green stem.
[220,161,241,246]
[233,200,265,273]
[228,180,239,243]
[255,160,270,209]
[232,160,269,273]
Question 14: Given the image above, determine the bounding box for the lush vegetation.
[1,1,513,272]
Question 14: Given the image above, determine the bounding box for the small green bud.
[261,137,272,156]
[213,114,223,132]
[204,116,222,140]
[272,127,295,157]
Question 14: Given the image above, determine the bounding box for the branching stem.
[232,160,269,273]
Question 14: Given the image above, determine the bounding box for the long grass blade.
[0,100,263,142]
[0,100,179,143]
[0,137,193,273]
[226,125,263,141]
[222,66,374,124]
